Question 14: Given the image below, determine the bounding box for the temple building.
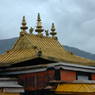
[0,13,95,95]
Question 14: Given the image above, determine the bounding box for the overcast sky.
[0,0,95,53]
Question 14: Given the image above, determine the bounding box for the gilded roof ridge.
[12,37,21,50]
[27,33,53,39]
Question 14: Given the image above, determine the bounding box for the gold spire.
[29,27,33,34]
[20,16,28,31]
[50,23,57,38]
[20,16,28,36]
[35,13,44,35]
[38,13,41,21]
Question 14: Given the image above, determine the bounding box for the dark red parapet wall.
[18,70,55,91]
[91,74,95,80]
[60,70,76,81]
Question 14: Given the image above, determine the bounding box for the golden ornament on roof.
[35,13,44,35]
[50,23,57,38]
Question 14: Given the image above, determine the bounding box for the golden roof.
[55,83,95,93]
[0,14,95,66]
[0,33,95,66]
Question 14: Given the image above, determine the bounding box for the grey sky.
[0,0,95,53]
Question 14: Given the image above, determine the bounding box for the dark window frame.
[76,72,91,80]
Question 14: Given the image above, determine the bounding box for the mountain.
[64,46,95,60]
[0,37,95,60]
[0,38,17,54]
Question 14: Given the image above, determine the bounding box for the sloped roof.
[55,83,95,93]
[0,77,23,88]
[0,33,95,66]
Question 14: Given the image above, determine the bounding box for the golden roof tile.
[0,33,95,66]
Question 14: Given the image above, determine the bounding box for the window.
[77,72,91,80]
[55,69,60,80]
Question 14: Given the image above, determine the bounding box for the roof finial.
[38,13,41,21]
[35,13,44,36]
[50,23,57,38]
[20,16,28,36]
[20,16,28,31]
[29,27,33,34]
